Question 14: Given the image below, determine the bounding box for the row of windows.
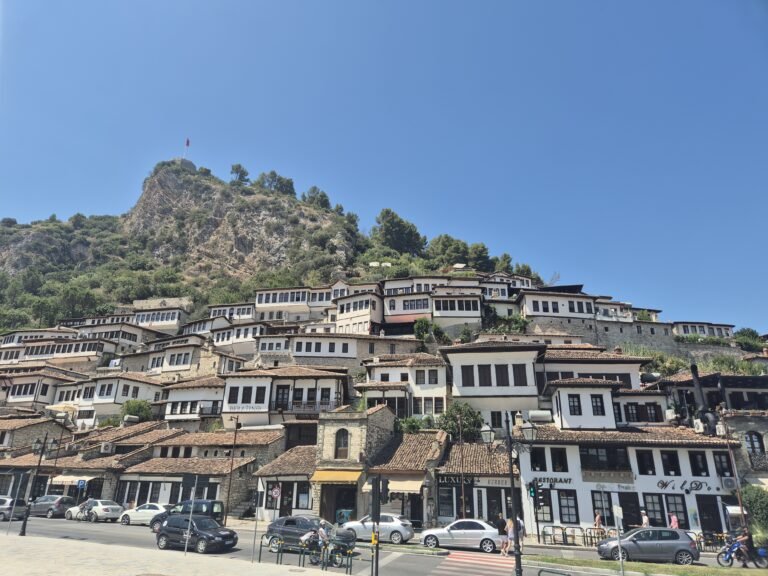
[169,401,199,414]
[259,340,291,352]
[384,283,440,296]
[121,384,140,399]
[460,364,528,387]
[136,311,179,323]
[532,300,595,315]
[310,291,333,302]
[210,306,253,317]
[681,324,731,337]
[9,383,45,397]
[295,341,350,354]
[257,291,308,304]
[85,315,132,325]
[433,299,480,312]
[87,330,138,342]
[1,350,20,360]
[168,352,191,366]
[227,385,268,405]
[26,342,104,356]
[339,299,376,314]
[480,287,508,298]
[402,298,429,311]
[412,397,445,415]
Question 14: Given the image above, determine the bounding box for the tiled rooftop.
[254,445,316,477]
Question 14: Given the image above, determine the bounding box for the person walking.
[594,509,603,529]
[506,518,516,556]
[495,513,508,557]
[667,512,679,529]
[640,510,650,528]
[516,515,526,553]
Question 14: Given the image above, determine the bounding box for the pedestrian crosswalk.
[432,550,519,576]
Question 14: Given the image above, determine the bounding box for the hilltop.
[0,159,536,331]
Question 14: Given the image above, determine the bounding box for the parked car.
[342,514,415,544]
[420,519,501,553]
[156,514,238,554]
[596,528,700,565]
[29,495,77,518]
[265,515,356,553]
[0,497,27,521]
[149,499,224,533]
[64,499,123,522]
[120,503,172,525]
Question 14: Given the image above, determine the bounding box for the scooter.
[717,537,768,568]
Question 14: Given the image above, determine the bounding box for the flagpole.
[182,137,190,159]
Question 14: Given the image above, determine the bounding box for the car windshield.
[195,518,221,530]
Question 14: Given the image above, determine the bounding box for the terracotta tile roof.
[163,376,225,390]
[78,421,163,445]
[513,424,738,448]
[0,416,63,431]
[613,387,668,396]
[229,366,344,379]
[114,428,186,446]
[157,429,283,447]
[1,370,81,383]
[364,353,445,367]
[354,382,409,391]
[543,349,651,363]
[0,453,124,470]
[440,341,546,354]
[90,372,164,386]
[438,442,511,476]
[547,378,624,389]
[366,404,393,416]
[254,445,316,477]
[660,371,720,384]
[123,456,255,475]
[370,431,446,472]
[544,344,605,350]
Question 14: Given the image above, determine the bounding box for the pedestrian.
[640,510,650,528]
[594,509,603,529]
[516,515,526,553]
[506,518,516,555]
[668,512,678,529]
[495,513,508,557]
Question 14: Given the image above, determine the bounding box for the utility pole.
[458,412,465,518]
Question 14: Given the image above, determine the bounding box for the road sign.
[77,479,87,489]
[270,486,281,499]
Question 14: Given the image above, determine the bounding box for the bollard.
[299,543,306,567]
[276,539,284,564]
[345,548,354,575]
[258,537,264,563]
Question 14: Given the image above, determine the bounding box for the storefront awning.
[362,474,424,494]
[51,474,94,486]
[310,470,362,484]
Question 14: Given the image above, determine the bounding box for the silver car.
[342,514,415,544]
[596,528,700,565]
[420,519,502,553]
[0,497,26,521]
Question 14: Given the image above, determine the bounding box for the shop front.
[436,473,519,525]
[310,469,363,524]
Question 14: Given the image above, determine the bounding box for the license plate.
[225,540,233,545]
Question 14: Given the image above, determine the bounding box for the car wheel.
[65,510,73,520]
[196,539,208,554]
[424,535,439,548]
[121,515,130,525]
[716,551,733,567]
[46,509,55,519]
[611,547,628,561]
[89,512,98,523]
[347,529,357,541]
[390,531,403,545]
[268,536,280,553]
[0,512,6,522]
[675,550,694,565]
[151,520,162,533]
[157,535,169,550]
[480,538,495,553]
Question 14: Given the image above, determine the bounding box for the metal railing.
[269,400,338,412]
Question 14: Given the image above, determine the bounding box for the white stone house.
[162,376,225,432]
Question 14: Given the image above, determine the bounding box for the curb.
[525,559,676,576]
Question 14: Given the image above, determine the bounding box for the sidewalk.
[2,534,326,576]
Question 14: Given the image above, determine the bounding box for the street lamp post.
[223,415,240,526]
[19,433,58,536]
[481,414,537,576]
[457,412,465,518]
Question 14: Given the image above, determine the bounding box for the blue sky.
[1,1,766,332]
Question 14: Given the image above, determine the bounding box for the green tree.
[371,209,425,256]
[735,328,765,353]
[398,417,424,434]
[492,253,513,274]
[120,399,154,422]
[230,163,250,185]
[635,309,652,322]
[198,166,212,176]
[426,234,468,269]
[301,186,331,209]
[437,402,484,442]
[743,485,768,532]
[459,325,473,343]
[68,213,87,229]
[468,243,493,272]
[254,170,295,196]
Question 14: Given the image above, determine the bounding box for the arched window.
[745,431,765,455]
[335,429,349,459]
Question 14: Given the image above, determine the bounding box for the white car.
[65,500,124,522]
[420,519,503,553]
[119,503,171,526]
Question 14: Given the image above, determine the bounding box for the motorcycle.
[303,533,353,568]
[717,537,768,568]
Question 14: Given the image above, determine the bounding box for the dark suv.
[150,499,224,532]
[29,495,77,518]
[265,515,355,552]
[156,514,238,554]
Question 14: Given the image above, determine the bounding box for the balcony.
[269,400,338,413]
[199,405,222,416]
[581,469,634,484]
[750,453,768,472]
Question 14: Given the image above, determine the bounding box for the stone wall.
[10,421,69,450]
[365,408,396,460]
[720,412,768,485]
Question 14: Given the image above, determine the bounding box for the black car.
[149,499,224,532]
[156,514,238,554]
[265,515,355,553]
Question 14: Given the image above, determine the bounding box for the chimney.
[613,346,623,355]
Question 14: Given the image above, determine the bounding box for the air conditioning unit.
[65,442,81,452]
[100,442,115,454]
[721,477,738,491]
[715,422,726,436]
[693,419,705,434]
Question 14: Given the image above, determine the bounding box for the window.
[335,429,349,459]
[643,494,665,527]
[295,342,303,352]
[531,447,547,471]
[122,384,130,397]
[580,446,630,470]
[552,301,559,313]
[664,494,689,529]
[532,300,540,312]
[435,398,444,414]
[412,398,422,414]
[558,490,579,524]
[535,489,552,522]
[689,451,709,476]
[495,365,509,387]
[660,451,681,476]
[551,448,568,472]
[228,386,239,404]
[636,450,656,475]
[328,342,335,353]
[577,301,584,313]
[131,386,139,399]
[490,411,502,428]
[568,301,575,313]
[314,342,321,353]
[592,491,614,526]
[400,372,408,382]
[542,301,549,313]
[745,431,765,455]
[591,395,605,416]
[512,364,528,387]
[380,373,390,382]
[428,369,438,384]
[478,365,492,387]
[415,370,425,385]
[568,394,582,416]
[461,366,475,387]
[713,452,733,477]
[241,386,253,404]
[342,343,349,353]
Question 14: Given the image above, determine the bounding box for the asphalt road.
[5,517,719,576]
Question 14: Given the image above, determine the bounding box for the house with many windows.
[162,376,225,432]
[671,322,735,339]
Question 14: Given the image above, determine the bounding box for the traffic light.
[527,482,536,498]
[380,479,389,504]
[536,484,547,510]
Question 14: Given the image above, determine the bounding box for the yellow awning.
[362,474,424,494]
[310,470,362,484]
[51,474,94,486]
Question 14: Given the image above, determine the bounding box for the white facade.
[672,322,734,338]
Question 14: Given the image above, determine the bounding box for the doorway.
[618,492,641,531]
[696,495,723,533]
[275,386,290,409]
[279,483,294,517]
